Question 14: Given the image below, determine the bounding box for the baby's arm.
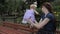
[34,10,39,15]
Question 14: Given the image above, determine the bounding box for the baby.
[22,4,39,24]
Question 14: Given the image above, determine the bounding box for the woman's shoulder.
[47,13,54,17]
[46,13,54,20]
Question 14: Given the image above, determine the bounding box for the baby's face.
[30,6,36,10]
[30,5,37,10]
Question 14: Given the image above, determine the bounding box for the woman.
[28,2,56,34]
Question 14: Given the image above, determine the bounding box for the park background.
[0,0,60,31]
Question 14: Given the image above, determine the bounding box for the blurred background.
[0,0,60,31]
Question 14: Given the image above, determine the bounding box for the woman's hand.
[27,19,34,28]
[28,19,33,24]
[30,24,34,28]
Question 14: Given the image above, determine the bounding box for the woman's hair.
[42,2,53,13]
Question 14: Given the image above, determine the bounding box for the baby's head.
[30,4,37,10]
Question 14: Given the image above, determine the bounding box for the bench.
[2,21,38,34]
[0,31,7,34]
[1,21,60,34]
[0,26,30,34]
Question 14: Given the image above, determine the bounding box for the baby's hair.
[30,4,37,8]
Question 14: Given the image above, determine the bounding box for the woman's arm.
[29,18,50,29]
[34,18,42,24]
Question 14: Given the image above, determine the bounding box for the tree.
[0,0,5,15]
[37,0,55,8]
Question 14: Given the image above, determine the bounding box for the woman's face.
[42,6,48,13]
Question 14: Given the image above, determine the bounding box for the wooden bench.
[0,31,7,34]
[2,21,38,34]
[0,26,30,34]
[1,21,60,34]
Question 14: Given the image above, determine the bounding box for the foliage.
[0,0,60,22]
